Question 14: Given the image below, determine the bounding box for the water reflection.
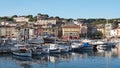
[0,47,120,68]
[12,55,32,68]
[117,45,120,58]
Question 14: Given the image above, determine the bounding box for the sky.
[0,0,120,19]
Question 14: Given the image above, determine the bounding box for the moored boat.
[70,40,83,51]
[57,42,71,53]
[32,45,49,55]
[49,43,61,54]
[11,44,27,51]
[81,43,93,50]
[12,48,32,57]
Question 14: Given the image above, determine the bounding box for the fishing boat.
[49,43,61,54]
[32,45,49,55]
[81,43,93,50]
[12,48,32,57]
[11,43,32,57]
[32,46,42,55]
[11,27,32,57]
[28,36,49,55]
[70,40,83,51]
[7,37,17,45]
[96,44,107,50]
[57,42,72,53]
[41,46,50,54]
[43,37,55,43]
[96,43,112,50]
[11,44,27,51]
[28,36,44,44]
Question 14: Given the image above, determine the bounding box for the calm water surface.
[0,47,120,68]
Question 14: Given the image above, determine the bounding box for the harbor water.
[0,47,120,68]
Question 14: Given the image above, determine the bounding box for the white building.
[36,20,56,25]
[0,22,17,37]
[105,23,112,38]
[13,17,29,22]
[20,28,34,39]
[111,29,117,37]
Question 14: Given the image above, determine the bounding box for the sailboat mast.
[17,27,20,44]
[55,27,57,43]
[17,29,19,44]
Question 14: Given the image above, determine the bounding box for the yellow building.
[42,26,58,36]
[62,25,81,40]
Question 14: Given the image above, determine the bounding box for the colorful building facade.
[62,25,81,40]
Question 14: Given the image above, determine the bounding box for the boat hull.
[49,49,61,54]
[12,49,32,57]
[12,52,32,57]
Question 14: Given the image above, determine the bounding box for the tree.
[93,31,103,39]
[29,17,34,22]
[33,16,37,21]
[92,19,106,26]
[1,16,8,20]
[44,14,49,17]
[55,16,60,19]
[111,20,118,29]
[7,17,13,21]
[26,15,35,22]
[50,16,54,18]
[12,15,17,18]
[67,18,73,22]
[37,13,49,17]
[38,13,41,16]
[26,15,33,18]
[0,16,13,21]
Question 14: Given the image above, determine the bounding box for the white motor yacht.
[49,43,61,54]
[70,40,83,51]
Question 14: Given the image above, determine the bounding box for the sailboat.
[48,30,62,54]
[29,34,49,55]
[11,28,32,57]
